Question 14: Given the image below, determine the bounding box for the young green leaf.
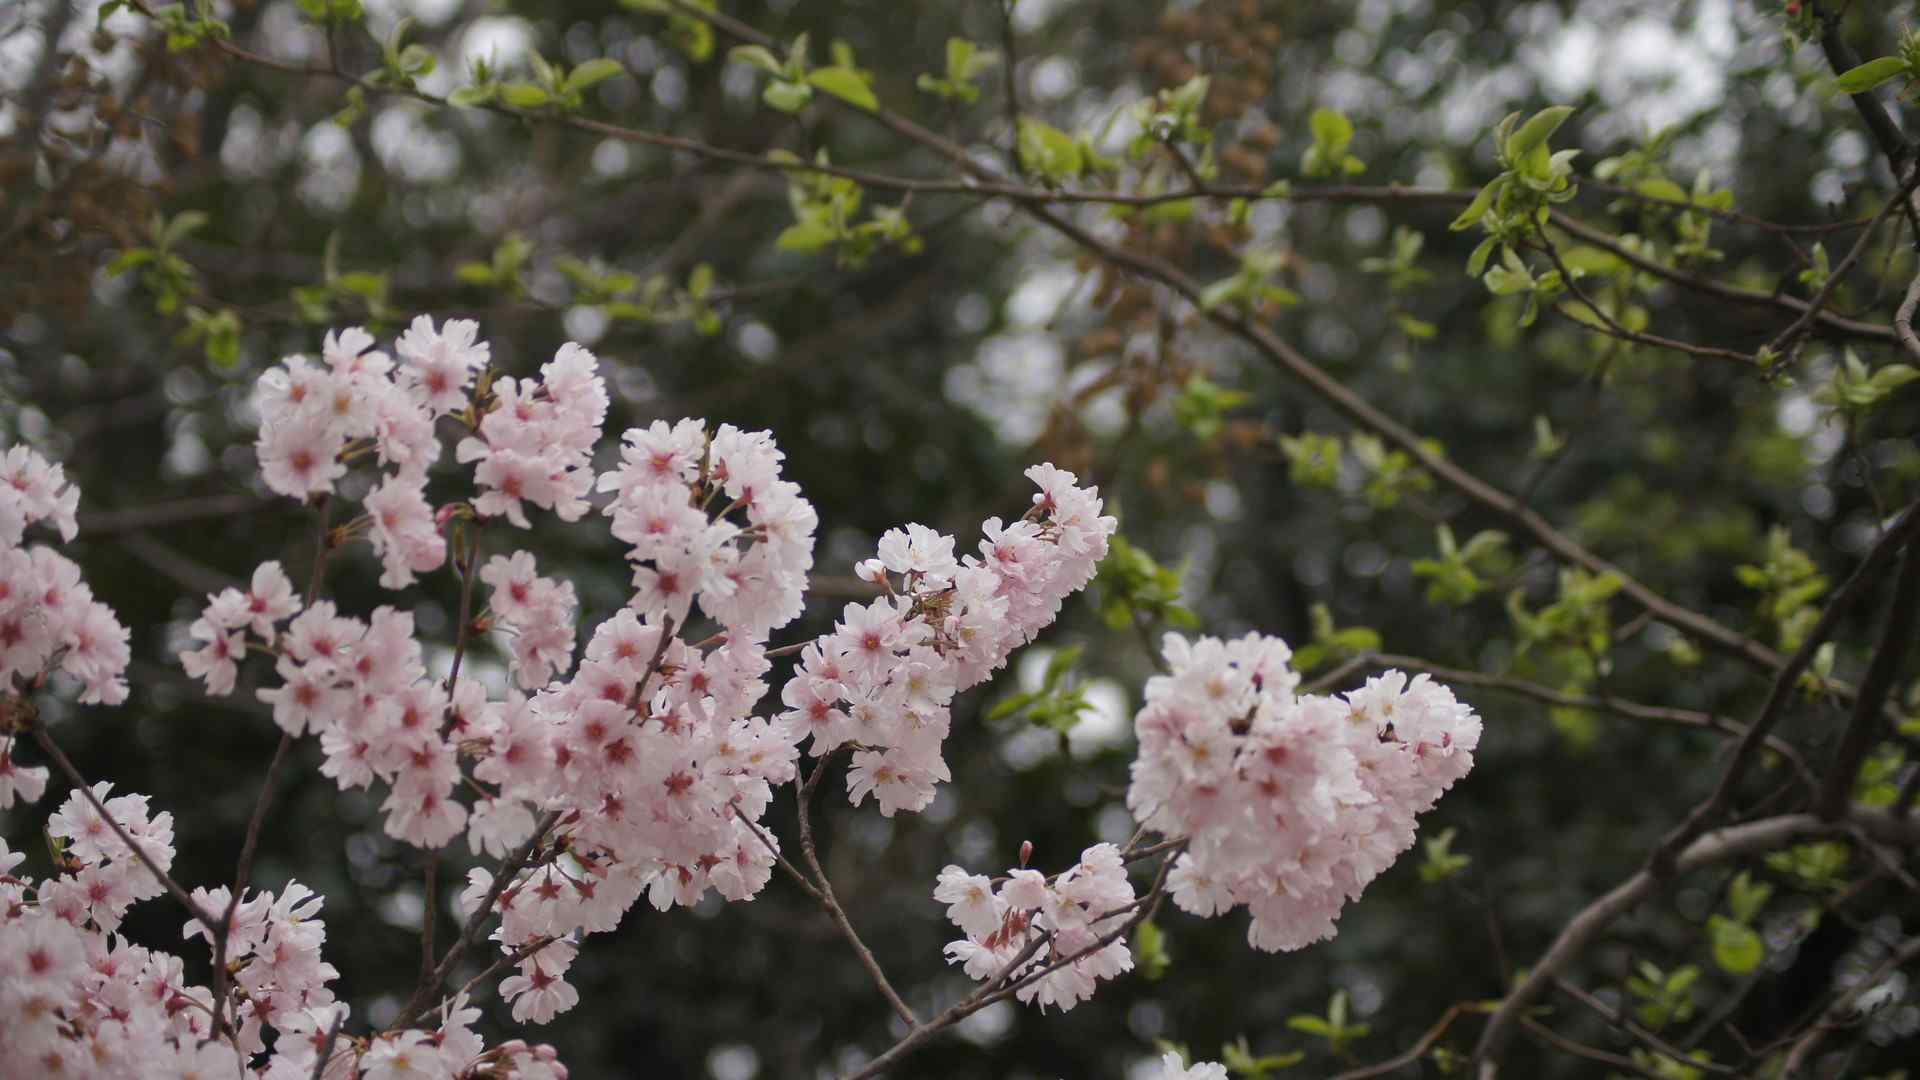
[1505,105,1574,161]
[1706,915,1763,975]
[807,66,878,110]
[564,58,625,94]
[1834,55,1909,93]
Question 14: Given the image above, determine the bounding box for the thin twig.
[1552,977,1737,1074]
[27,726,215,926]
[793,757,921,1029]
[389,809,564,1029]
[1330,1001,1486,1080]
[308,1009,348,1080]
[1758,169,1920,368]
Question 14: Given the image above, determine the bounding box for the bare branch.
[1897,273,1920,360]
[793,757,921,1030]
[28,726,215,927]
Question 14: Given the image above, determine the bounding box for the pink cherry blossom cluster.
[182,879,340,1043]
[0,445,131,716]
[454,610,803,1022]
[264,996,567,1080]
[25,313,1128,1062]
[254,323,450,501]
[1128,634,1480,952]
[456,341,608,530]
[186,575,484,850]
[480,552,579,690]
[0,829,229,1077]
[936,842,1137,1011]
[597,418,818,638]
[0,814,564,1079]
[782,464,1117,816]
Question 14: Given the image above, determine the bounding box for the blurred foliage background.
[5,0,1920,1076]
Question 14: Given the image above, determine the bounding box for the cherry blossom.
[1128,633,1480,953]
[940,842,1138,1011]
[785,463,1116,816]
[0,446,130,706]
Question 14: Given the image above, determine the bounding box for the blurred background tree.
[5,0,1920,1076]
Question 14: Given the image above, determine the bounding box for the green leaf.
[763,79,813,113]
[106,249,155,276]
[1450,179,1500,231]
[1707,915,1763,975]
[1018,116,1085,181]
[987,690,1038,722]
[1309,107,1352,150]
[1419,826,1472,883]
[159,210,210,248]
[1465,236,1498,278]
[1635,176,1690,204]
[1285,1016,1332,1038]
[807,66,878,110]
[499,82,552,108]
[1506,105,1574,161]
[687,263,715,299]
[1835,55,1910,93]
[775,220,837,253]
[1199,276,1243,310]
[1728,871,1773,924]
[448,84,495,107]
[1393,313,1436,339]
[1042,644,1084,690]
[1870,364,1919,393]
[564,58,625,94]
[728,44,784,74]
[1220,1033,1305,1076]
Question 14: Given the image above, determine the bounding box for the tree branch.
[1648,502,1920,877]
[1816,534,1920,818]
[793,756,921,1030]
[1471,808,1920,1075]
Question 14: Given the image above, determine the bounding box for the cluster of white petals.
[0,786,566,1077]
[1129,634,1480,952]
[456,341,608,529]
[1157,1051,1231,1080]
[937,842,1137,1011]
[0,446,130,714]
[0,822,225,1078]
[597,418,818,638]
[783,463,1116,816]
